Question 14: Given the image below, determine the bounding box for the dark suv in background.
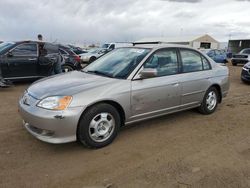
[0,41,82,81]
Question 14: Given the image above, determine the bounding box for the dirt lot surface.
[0,65,250,188]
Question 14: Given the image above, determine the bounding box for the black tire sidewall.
[77,103,121,148]
[89,57,96,63]
[199,87,219,114]
[62,65,74,72]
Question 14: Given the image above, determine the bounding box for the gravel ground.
[0,64,250,188]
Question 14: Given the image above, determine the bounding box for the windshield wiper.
[84,70,114,78]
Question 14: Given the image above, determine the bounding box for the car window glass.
[202,56,211,70]
[12,43,37,56]
[59,49,68,55]
[180,50,203,73]
[144,49,178,77]
[215,50,221,56]
[207,51,213,57]
[110,44,115,49]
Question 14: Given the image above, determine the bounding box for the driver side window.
[144,49,178,77]
[12,43,37,56]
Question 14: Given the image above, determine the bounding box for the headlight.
[243,64,250,71]
[37,96,72,110]
[243,67,248,71]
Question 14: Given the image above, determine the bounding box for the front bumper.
[19,95,85,144]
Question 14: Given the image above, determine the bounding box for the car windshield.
[240,49,250,54]
[83,48,151,79]
[101,44,110,48]
[0,42,15,53]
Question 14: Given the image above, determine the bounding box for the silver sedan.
[19,45,229,148]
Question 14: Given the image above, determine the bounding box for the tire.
[198,87,219,115]
[89,57,96,64]
[77,103,121,148]
[62,64,74,73]
[232,62,237,66]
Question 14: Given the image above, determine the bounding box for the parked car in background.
[80,48,110,63]
[0,41,81,81]
[19,44,229,148]
[67,44,88,55]
[200,49,228,63]
[231,48,250,66]
[58,45,82,72]
[241,62,250,83]
[101,42,133,50]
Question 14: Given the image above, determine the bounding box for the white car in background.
[80,48,109,64]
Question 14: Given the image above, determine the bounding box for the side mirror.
[139,68,157,79]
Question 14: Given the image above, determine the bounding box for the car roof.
[129,43,198,51]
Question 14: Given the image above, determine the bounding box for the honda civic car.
[19,44,230,148]
[0,41,81,81]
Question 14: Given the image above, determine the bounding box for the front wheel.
[77,103,121,148]
[198,87,219,114]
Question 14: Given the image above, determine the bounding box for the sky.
[0,0,250,45]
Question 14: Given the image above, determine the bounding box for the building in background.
[228,39,250,54]
[135,34,219,49]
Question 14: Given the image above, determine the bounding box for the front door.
[5,43,38,78]
[130,48,181,121]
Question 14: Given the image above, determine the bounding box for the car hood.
[28,71,115,99]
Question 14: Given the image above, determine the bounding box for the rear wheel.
[62,64,74,73]
[89,57,96,64]
[77,103,121,148]
[198,87,219,114]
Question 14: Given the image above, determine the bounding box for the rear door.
[130,48,181,121]
[178,49,212,108]
[6,43,38,78]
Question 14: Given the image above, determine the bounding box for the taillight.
[74,55,81,63]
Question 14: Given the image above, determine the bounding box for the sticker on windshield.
[130,49,145,54]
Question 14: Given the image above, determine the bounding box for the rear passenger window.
[144,49,178,77]
[180,50,203,73]
[202,56,211,70]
